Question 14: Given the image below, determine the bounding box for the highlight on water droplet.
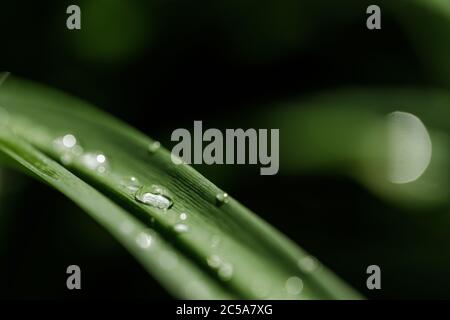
[148,141,161,154]
[53,134,84,165]
[135,185,173,210]
[120,176,141,192]
[285,276,303,296]
[174,223,189,233]
[136,231,153,249]
[179,212,187,221]
[80,151,109,173]
[216,192,229,206]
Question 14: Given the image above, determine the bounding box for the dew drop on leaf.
[218,262,234,281]
[148,141,161,154]
[298,255,319,273]
[179,212,187,221]
[53,134,84,165]
[285,276,303,296]
[215,192,229,206]
[80,152,109,173]
[135,185,173,210]
[136,231,153,249]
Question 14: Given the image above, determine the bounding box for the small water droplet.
[179,212,187,221]
[285,276,303,295]
[207,255,222,269]
[80,152,109,173]
[148,141,161,154]
[216,192,229,206]
[298,256,319,273]
[206,255,234,281]
[135,185,173,210]
[218,263,234,281]
[136,231,153,249]
[173,223,189,233]
[120,176,141,192]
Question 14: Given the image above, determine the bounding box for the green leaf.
[0,76,361,299]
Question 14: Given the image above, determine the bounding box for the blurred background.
[0,0,449,299]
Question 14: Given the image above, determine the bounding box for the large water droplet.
[285,276,303,295]
[135,185,173,210]
[216,192,229,206]
[80,152,109,173]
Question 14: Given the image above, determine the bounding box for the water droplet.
[207,255,234,281]
[207,255,222,269]
[179,212,187,221]
[216,192,229,206]
[62,134,77,148]
[218,263,234,281]
[298,256,319,273]
[120,176,141,192]
[285,276,303,295]
[80,152,109,173]
[53,134,84,165]
[148,141,161,154]
[135,185,173,210]
[174,223,189,233]
[136,231,152,249]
